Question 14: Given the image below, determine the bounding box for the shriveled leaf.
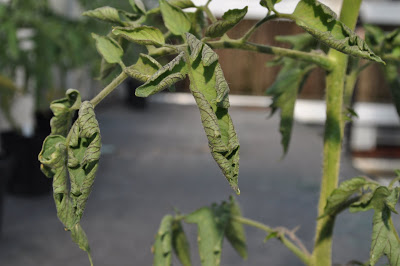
[153,215,173,266]
[291,0,383,63]
[68,101,101,220]
[185,205,229,266]
[112,26,165,46]
[321,177,369,218]
[205,7,248,38]
[185,33,240,194]
[266,59,314,155]
[83,6,122,24]
[124,53,162,82]
[172,220,191,266]
[136,52,187,97]
[91,33,123,64]
[70,223,92,261]
[50,89,81,137]
[225,196,247,259]
[159,0,191,35]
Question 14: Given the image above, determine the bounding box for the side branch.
[207,40,333,70]
[90,71,128,107]
[232,216,311,266]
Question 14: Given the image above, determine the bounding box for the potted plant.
[37,0,400,265]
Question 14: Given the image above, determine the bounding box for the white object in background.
[11,94,35,137]
[360,1,400,25]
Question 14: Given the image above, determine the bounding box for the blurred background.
[0,0,400,265]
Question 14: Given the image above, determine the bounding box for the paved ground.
[0,101,380,266]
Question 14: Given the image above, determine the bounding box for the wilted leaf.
[153,215,173,266]
[185,33,240,194]
[91,33,123,64]
[124,53,162,82]
[70,223,92,262]
[83,6,122,25]
[159,0,191,35]
[266,59,314,155]
[172,220,191,266]
[225,196,247,259]
[291,0,383,63]
[135,52,187,97]
[260,0,282,10]
[185,205,229,266]
[50,89,81,137]
[205,7,248,38]
[68,101,101,220]
[112,26,165,46]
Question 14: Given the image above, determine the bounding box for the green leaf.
[185,205,229,266]
[187,8,208,39]
[129,0,146,14]
[205,7,248,38]
[275,33,318,51]
[169,0,196,9]
[83,6,122,24]
[172,220,191,266]
[266,59,315,155]
[321,177,369,218]
[291,0,383,63]
[153,215,173,266]
[68,101,101,220]
[70,223,92,262]
[97,59,118,80]
[124,53,162,82]
[91,33,123,64]
[185,33,240,194]
[135,52,187,97]
[260,0,282,11]
[225,196,247,259]
[50,89,81,137]
[112,26,165,46]
[364,24,385,52]
[159,0,191,35]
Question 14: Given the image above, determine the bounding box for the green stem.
[207,40,333,70]
[202,5,217,23]
[232,216,311,265]
[311,1,362,265]
[343,58,359,108]
[90,72,128,108]
[240,14,276,42]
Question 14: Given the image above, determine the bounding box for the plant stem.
[90,72,128,108]
[207,40,333,70]
[240,14,276,42]
[202,5,217,23]
[311,1,362,265]
[232,216,311,265]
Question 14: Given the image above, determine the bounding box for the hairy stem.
[311,0,362,265]
[208,40,333,70]
[90,72,128,108]
[232,216,311,265]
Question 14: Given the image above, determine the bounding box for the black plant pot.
[0,153,14,234]
[1,110,53,197]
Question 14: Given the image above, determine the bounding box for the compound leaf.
[112,26,165,46]
[153,215,173,266]
[50,89,81,137]
[225,196,247,259]
[83,6,122,25]
[135,52,187,97]
[159,0,191,35]
[172,220,191,266]
[185,33,240,194]
[91,33,123,64]
[124,53,162,82]
[291,0,383,63]
[205,7,248,38]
